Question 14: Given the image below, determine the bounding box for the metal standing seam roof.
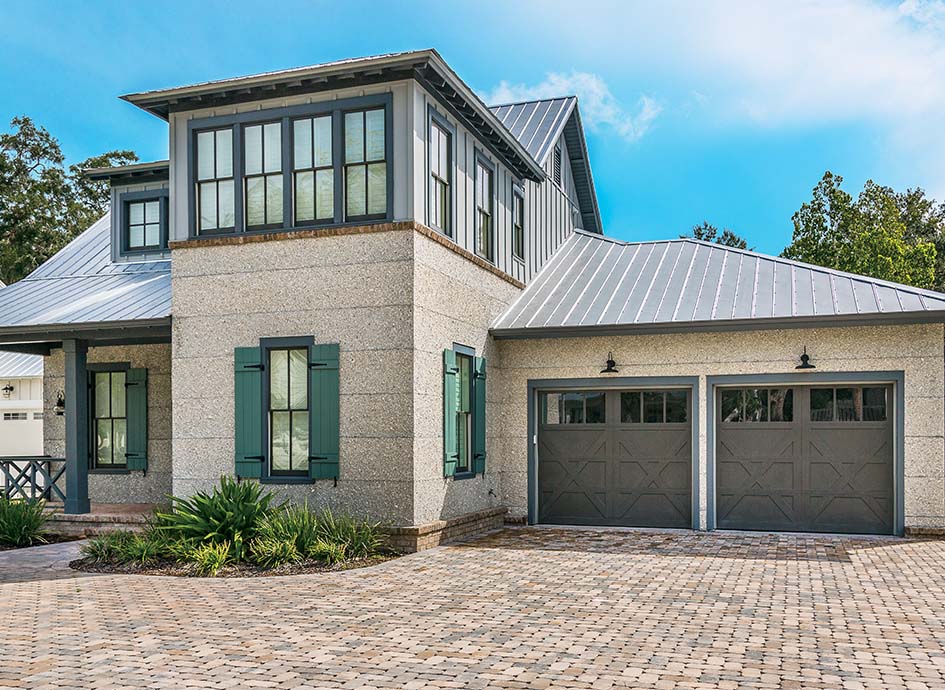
[491,230,945,337]
[0,214,171,335]
[0,351,42,377]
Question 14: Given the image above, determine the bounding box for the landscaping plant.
[0,497,49,547]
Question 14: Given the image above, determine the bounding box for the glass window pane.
[666,390,688,423]
[438,129,448,175]
[129,225,145,248]
[314,116,332,167]
[263,122,281,174]
[271,411,290,471]
[769,389,794,422]
[643,392,664,423]
[744,389,768,422]
[456,411,470,471]
[113,418,127,465]
[97,419,113,465]
[289,348,307,410]
[430,124,441,177]
[196,131,215,180]
[810,388,834,422]
[315,169,334,220]
[620,392,640,423]
[199,182,217,230]
[585,392,605,423]
[344,111,364,163]
[291,411,309,471]
[367,162,386,215]
[438,180,448,230]
[246,176,265,227]
[542,393,561,424]
[346,165,366,217]
[293,119,312,170]
[836,387,859,422]
[145,200,160,223]
[244,125,262,176]
[862,387,887,421]
[721,389,742,423]
[95,373,110,418]
[145,223,160,247]
[218,180,235,228]
[295,171,314,222]
[215,129,233,177]
[111,372,126,419]
[266,174,283,225]
[560,393,584,424]
[457,355,472,413]
[270,349,288,409]
[366,109,385,161]
[129,202,144,225]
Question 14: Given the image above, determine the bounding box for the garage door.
[716,385,894,534]
[537,389,692,528]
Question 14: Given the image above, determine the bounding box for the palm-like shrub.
[0,497,49,547]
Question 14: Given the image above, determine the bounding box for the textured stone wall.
[494,324,945,531]
[44,344,173,504]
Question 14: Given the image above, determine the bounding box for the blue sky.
[2,0,944,255]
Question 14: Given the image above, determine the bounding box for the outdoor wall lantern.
[1,384,12,398]
[53,389,65,416]
[796,346,815,370]
[600,352,619,374]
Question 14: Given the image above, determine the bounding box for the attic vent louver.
[553,145,562,186]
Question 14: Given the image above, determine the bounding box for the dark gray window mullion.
[233,125,244,233]
[332,110,343,224]
[281,116,292,228]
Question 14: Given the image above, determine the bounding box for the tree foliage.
[683,221,751,250]
[0,117,136,284]
[782,171,939,291]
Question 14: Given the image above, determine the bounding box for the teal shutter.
[443,349,459,477]
[472,356,487,474]
[234,347,264,478]
[125,368,148,472]
[309,343,340,480]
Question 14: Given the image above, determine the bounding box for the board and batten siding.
[412,82,585,284]
[109,180,170,263]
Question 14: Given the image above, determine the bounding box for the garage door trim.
[706,371,904,536]
[527,376,701,529]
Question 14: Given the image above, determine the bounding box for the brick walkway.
[2,527,945,689]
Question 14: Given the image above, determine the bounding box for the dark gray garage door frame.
[527,376,701,529]
[706,371,905,536]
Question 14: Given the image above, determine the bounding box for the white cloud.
[483,72,661,142]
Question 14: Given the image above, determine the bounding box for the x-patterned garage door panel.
[716,385,893,535]
[538,389,692,528]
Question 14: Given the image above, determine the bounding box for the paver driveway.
[2,527,945,690]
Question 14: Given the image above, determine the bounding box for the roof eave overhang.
[491,311,945,340]
[84,160,170,185]
[0,317,172,350]
[565,107,603,234]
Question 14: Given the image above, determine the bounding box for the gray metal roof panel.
[492,231,945,336]
[489,97,576,165]
[0,351,42,378]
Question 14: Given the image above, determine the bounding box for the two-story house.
[1,49,944,548]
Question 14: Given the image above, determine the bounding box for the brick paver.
[2,527,945,689]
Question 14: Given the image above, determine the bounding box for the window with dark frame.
[620,390,688,424]
[429,117,451,235]
[344,108,387,221]
[196,128,235,233]
[475,157,494,262]
[512,188,525,261]
[125,198,163,251]
[2,413,27,421]
[454,351,473,473]
[244,121,283,230]
[92,371,127,469]
[720,388,794,423]
[293,115,334,225]
[541,391,606,425]
[268,347,310,477]
[810,386,887,422]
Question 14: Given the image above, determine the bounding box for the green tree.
[782,172,938,290]
[682,221,751,250]
[0,116,136,284]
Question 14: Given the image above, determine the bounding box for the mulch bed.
[69,553,399,577]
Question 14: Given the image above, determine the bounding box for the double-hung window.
[293,115,334,224]
[429,115,451,235]
[344,108,387,221]
[442,346,486,478]
[454,351,473,473]
[244,122,283,230]
[196,128,235,233]
[512,187,525,261]
[92,370,127,469]
[268,347,310,477]
[475,155,495,262]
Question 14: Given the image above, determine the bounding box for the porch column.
[63,339,90,514]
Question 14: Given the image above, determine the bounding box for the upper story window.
[244,122,283,230]
[344,108,387,221]
[293,115,334,225]
[512,187,525,261]
[119,189,168,254]
[196,128,235,234]
[429,113,452,236]
[475,154,495,263]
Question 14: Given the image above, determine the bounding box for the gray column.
[63,339,90,514]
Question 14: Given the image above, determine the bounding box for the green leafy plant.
[117,533,166,565]
[155,476,278,561]
[255,504,321,556]
[250,536,302,568]
[81,530,136,563]
[308,539,348,565]
[189,540,233,577]
[0,497,49,547]
[314,509,385,559]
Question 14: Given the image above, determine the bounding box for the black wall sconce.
[53,389,65,416]
[1,384,12,398]
[600,352,619,374]
[796,346,815,370]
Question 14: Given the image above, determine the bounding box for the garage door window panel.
[543,392,606,425]
[620,391,688,425]
[721,388,794,424]
[810,387,886,424]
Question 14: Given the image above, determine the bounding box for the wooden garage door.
[538,389,692,528]
[716,385,894,534]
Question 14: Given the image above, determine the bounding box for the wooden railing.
[0,457,66,502]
